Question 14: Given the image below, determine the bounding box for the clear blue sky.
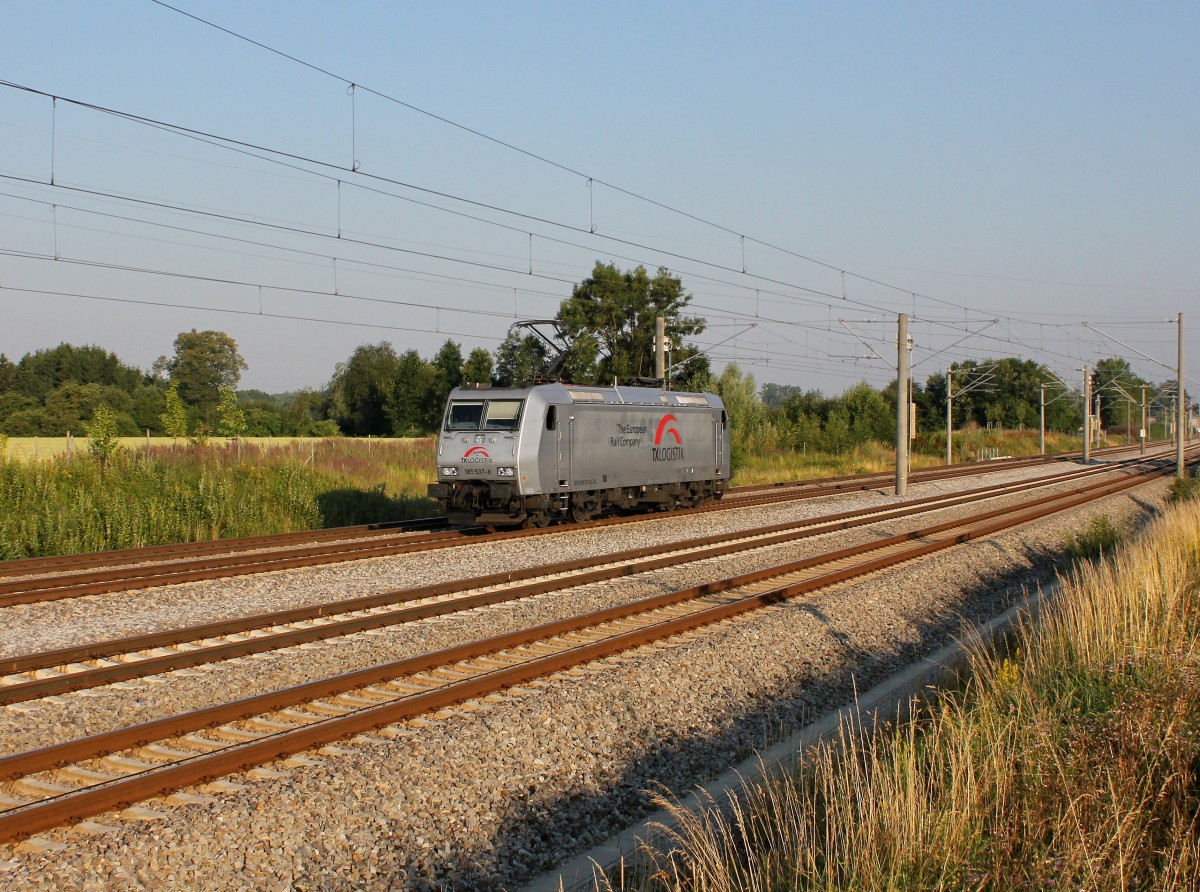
[2,1,1196,404]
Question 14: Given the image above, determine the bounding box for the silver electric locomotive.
[428,382,730,526]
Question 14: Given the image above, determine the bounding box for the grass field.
[1,436,407,461]
[0,429,1118,559]
[0,437,438,559]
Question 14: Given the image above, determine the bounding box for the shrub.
[85,404,122,466]
[1168,469,1200,504]
[1067,514,1122,561]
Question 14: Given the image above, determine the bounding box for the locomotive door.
[561,413,573,487]
[546,403,568,487]
[715,411,725,472]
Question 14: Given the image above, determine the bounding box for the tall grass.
[733,429,1093,487]
[0,438,437,559]
[733,442,944,486]
[913,428,1095,461]
[607,499,1200,891]
[0,430,1139,558]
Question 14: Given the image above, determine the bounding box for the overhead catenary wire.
[2,74,1156,346]
[1,161,1122,379]
[1,68,1189,389]
[143,3,1200,328]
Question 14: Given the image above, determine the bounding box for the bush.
[85,404,122,466]
[1168,469,1200,504]
[1067,514,1122,561]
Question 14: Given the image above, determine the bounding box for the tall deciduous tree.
[461,348,494,386]
[328,342,400,437]
[427,340,464,428]
[493,332,550,387]
[706,364,769,473]
[166,330,247,417]
[556,263,705,386]
[387,349,437,435]
[1092,357,1147,430]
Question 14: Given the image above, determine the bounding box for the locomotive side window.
[446,401,484,431]
[483,399,524,431]
[545,405,557,430]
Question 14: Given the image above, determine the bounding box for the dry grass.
[599,498,1200,891]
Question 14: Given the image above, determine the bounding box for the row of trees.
[326,262,711,436]
[1,261,1187,448]
[0,333,336,439]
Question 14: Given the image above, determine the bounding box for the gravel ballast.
[0,460,1172,890]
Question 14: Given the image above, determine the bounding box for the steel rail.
[0,460,1146,701]
[0,458,1179,842]
[0,516,452,577]
[0,528,477,607]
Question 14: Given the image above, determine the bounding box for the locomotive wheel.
[522,510,551,529]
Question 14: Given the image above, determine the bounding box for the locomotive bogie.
[428,382,730,526]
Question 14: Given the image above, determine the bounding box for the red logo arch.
[654,414,682,446]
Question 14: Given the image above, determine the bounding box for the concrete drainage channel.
[521,577,1058,892]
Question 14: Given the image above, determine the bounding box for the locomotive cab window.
[545,405,557,431]
[483,399,524,431]
[446,401,485,431]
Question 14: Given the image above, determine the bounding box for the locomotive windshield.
[446,401,484,431]
[445,399,524,432]
[483,400,523,430]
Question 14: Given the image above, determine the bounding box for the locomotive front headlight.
[496,466,515,477]
[441,466,458,477]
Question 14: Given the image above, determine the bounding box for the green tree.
[216,387,247,438]
[282,389,335,437]
[166,330,248,418]
[10,343,144,401]
[85,404,122,466]
[823,405,852,453]
[43,383,135,435]
[387,349,437,434]
[461,348,494,386]
[706,364,769,473]
[841,381,894,445]
[0,392,38,433]
[0,354,15,393]
[920,372,949,431]
[1092,357,1147,430]
[129,384,167,435]
[493,332,551,387]
[329,342,400,436]
[556,262,705,386]
[426,340,464,428]
[161,382,189,439]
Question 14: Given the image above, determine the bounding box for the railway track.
[0,449,1188,843]
[0,459,1149,704]
[0,441,1173,608]
[0,461,1152,705]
